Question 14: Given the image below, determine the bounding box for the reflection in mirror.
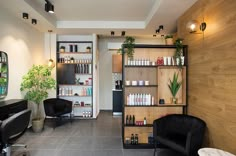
[0,51,8,98]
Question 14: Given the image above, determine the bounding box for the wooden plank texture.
[178,0,236,154]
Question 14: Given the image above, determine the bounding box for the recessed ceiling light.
[32,19,37,25]
[22,13,28,19]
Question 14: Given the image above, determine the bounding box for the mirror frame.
[0,51,8,98]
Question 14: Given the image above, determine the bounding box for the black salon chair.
[44,98,73,128]
[153,114,206,156]
[0,109,31,156]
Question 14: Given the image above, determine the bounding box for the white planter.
[181,56,185,65]
[176,58,180,65]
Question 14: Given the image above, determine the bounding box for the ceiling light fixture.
[45,0,54,14]
[22,13,28,19]
[156,25,164,34]
[48,30,55,68]
[111,31,115,36]
[121,31,126,36]
[32,19,37,25]
[159,25,164,30]
[156,29,160,33]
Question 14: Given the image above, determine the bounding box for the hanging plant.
[174,38,184,67]
[123,36,135,59]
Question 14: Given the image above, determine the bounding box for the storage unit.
[122,44,188,148]
[56,41,94,118]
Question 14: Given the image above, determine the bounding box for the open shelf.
[57,52,92,54]
[125,85,158,87]
[124,124,153,127]
[123,143,154,149]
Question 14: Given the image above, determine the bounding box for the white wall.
[0,8,45,101]
[98,37,165,110]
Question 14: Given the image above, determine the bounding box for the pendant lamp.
[48,30,55,68]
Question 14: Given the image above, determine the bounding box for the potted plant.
[165,35,174,45]
[122,36,135,59]
[174,38,184,66]
[86,46,91,52]
[168,72,182,104]
[59,46,65,52]
[20,65,56,132]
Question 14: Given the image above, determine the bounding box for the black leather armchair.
[153,114,206,156]
[43,98,73,127]
[0,109,31,155]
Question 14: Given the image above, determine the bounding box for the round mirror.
[0,51,8,98]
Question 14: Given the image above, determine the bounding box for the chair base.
[2,144,27,156]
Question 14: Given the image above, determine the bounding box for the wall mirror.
[0,51,8,98]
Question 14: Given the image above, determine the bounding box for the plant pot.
[171,97,178,104]
[166,38,174,45]
[32,118,44,133]
[176,57,180,66]
[181,56,185,65]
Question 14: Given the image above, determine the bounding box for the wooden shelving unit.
[56,41,93,118]
[122,44,188,149]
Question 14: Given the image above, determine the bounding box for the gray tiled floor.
[11,111,167,156]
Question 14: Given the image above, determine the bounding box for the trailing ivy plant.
[20,65,56,120]
[174,38,184,67]
[123,36,135,59]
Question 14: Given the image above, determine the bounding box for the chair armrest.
[186,128,205,156]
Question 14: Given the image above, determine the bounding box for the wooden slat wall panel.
[178,0,236,154]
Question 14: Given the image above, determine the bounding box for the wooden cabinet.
[112,54,122,73]
[56,41,93,118]
[122,44,188,148]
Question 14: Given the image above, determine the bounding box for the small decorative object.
[86,46,91,52]
[168,72,182,104]
[59,46,65,52]
[70,57,74,63]
[165,35,173,45]
[159,99,165,104]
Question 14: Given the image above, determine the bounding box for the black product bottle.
[69,45,73,52]
[126,115,129,125]
[86,64,89,74]
[74,44,78,52]
[135,134,138,144]
[133,115,135,125]
[129,115,132,125]
[81,64,83,74]
[74,65,77,73]
[78,64,80,74]
[84,64,87,74]
[131,134,134,145]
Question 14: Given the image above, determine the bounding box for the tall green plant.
[20,65,56,120]
[168,72,182,98]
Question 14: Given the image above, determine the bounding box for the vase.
[176,58,180,66]
[181,56,185,65]
[171,97,178,104]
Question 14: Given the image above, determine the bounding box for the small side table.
[198,148,235,156]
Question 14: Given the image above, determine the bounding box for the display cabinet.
[122,44,188,148]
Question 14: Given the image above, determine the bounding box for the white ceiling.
[0,0,197,37]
